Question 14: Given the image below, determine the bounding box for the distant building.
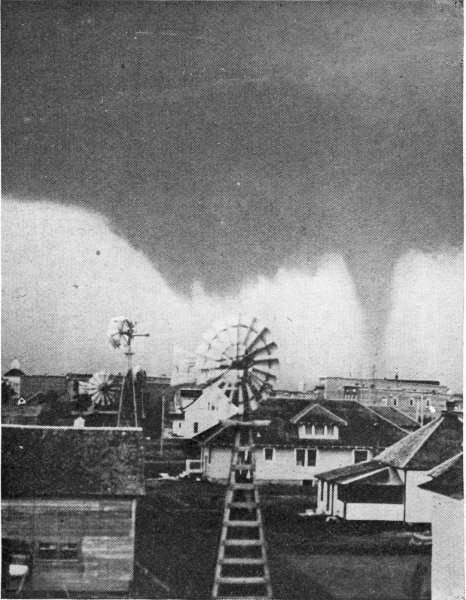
[2,425,145,596]
[419,453,464,600]
[319,376,451,422]
[315,403,463,522]
[3,359,25,397]
[1,404,43,426]
[171,385,240,438]
[195,397,410,485]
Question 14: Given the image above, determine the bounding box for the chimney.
[443,399,457,415]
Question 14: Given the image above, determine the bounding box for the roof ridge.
[290,402,348,425]
[427,451,463,478]
[377,416,443,467]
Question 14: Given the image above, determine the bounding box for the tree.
[1,379,17,405]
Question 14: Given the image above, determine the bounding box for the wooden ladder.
[212,426,273,600]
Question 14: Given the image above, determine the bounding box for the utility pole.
[160,394,165,455]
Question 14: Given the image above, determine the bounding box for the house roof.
[419,453,463,500]
[366,406,420,431]
[3,368,25,377]
[376,412,463,469]
[2,425,145,498]
[316,460,385,483]
[194,399,406,450]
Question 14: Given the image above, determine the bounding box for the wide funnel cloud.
[2,2,463,364]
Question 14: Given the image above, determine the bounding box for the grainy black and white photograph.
[1,1,463,599]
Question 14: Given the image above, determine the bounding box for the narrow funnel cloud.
[2,199,369,386]
[383,250,463,391]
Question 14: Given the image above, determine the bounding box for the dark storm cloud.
[2,1,463,350]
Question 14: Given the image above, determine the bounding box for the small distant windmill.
[75,371,119,420]
[85,371,119,408]
[107,317,149,427]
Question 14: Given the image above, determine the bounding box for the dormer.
[290,404,348,440]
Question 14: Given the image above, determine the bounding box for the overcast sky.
[2,2,463,390]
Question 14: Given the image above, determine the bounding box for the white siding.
[431,494,464,600]
[405,471,433,523]
[204,447,231,482]
[345,503,404,521]
[204,447,364,484]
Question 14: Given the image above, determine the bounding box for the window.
[354,449,368,464]
[307,449,317,466]
[37,542,79,561]
[392,397,398,407]
[344,386,358,399]
[193,422,199,434]
[409,398,415,407]
[264,448,274,461]
[426,398,430,407]
[296,449,306,467]
[301,424,338,439]
[38,543,58,560]
[296,449,317,467]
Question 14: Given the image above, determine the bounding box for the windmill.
[194,316,279,600]
[75,371,120,421]
[85,371,119,408]
[107,317,149,427]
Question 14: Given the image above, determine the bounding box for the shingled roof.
[194,398,407,450]
[376,411,463,469]
[366,406,420,431]
[2,425,145,498]
[315,460,385,483]
[419,453,463,500]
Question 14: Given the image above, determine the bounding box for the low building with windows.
[1,425,145,596]
[315,403,463,522]
[194,397,410,485]
[319,376,451,422]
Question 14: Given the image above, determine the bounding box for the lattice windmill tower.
[194,316,279,600]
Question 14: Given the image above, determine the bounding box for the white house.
[195,397,410,485]
[419,452,464,600]
[171,384,240,438]
[315,404,463,522]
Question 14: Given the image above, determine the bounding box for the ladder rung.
[224,520,260,527]
[230,483,255,490]
[223,539,262,546]
[221,558,264,565]
[217,576,268,584]
[228,502,257,509]
[215,597,270,600]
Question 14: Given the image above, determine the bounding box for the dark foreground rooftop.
[2,425,145,498]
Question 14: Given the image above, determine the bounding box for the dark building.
[2,425,145,596]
